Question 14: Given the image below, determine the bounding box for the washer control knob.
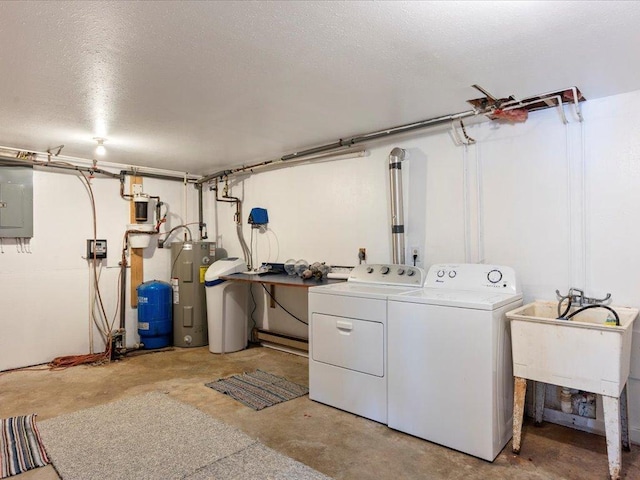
[380,266,390,274]
[366,266,374,274]
[487,269,503,284]
[448,270,457,278]
[437,270,445,278]
[397,268,405,275]
[407,269,415,276]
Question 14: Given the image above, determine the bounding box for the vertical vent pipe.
[389,148,405,265]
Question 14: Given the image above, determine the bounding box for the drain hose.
[558,304,620,326]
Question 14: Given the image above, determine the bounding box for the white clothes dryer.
[308,264,426,424]
[387,263,523,461]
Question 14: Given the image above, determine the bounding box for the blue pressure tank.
[137,280,172,349]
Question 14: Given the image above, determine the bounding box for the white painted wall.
[0,167,198,371]
[208,89,640,441]
[3,88,639,442]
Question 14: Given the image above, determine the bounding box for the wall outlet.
[411,246,421,266]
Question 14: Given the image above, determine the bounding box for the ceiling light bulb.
[94,137,106,156]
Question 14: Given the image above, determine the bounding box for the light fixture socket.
[93,137,106,156]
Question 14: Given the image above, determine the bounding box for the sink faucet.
[556,288,612,307]
[569,288,585,306]
[555,288,617,324]
[581,292,612,306]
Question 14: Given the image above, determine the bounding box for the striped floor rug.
[206,370,309,410]
[0,414,49,478]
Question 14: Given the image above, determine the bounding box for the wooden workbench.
[219,272,345,288]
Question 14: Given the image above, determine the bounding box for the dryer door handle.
[336,320,353,332]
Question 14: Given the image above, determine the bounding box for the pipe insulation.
[389,148,406,265]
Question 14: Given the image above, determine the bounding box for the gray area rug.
[205,370,309,410]
[38,392,330,480]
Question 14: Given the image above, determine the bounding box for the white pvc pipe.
[565,123,573,287]
[463,145,471,263]
[475,145,485,264]
[581,121,588,292]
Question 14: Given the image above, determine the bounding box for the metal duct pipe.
[389,147,405,265]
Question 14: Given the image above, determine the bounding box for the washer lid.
[388,288,523,310]
[309,282,422,300]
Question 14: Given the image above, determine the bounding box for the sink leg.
[513,376,527,454]
[621,384,630,452]
[603,394,622,480]
[534,381,546,426]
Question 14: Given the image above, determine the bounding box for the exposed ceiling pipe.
[0,145,199,182]
[0,154,120,178]
[389,148,406,265]
[0,154,199,183]
[212,178,252,270]
[199,85,584,184]
[198,109,478,184]
[119,169,198,183]
[225,147,368,178]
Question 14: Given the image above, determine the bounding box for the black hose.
[260,284,307,325]
[564,304,620,326]
[557,296,573,319]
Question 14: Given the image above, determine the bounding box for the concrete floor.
[1,346,639,480]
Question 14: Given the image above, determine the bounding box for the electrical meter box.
[0,166,33,238]
[170,241,226,347]
[86,239,108,259]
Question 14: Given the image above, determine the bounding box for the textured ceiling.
[0,1,639,175]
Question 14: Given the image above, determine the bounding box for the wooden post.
[130,176,143,307]
[512,376,527,454]
[603,394,622,480]
[534,381,546,425]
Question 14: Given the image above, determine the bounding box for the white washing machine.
[308,264,426,424]
[387,263,522,462]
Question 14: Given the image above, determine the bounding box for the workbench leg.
[603,394,622,480]
[620,384,630,452]
[512,376,527,454]
[534,381,546,426]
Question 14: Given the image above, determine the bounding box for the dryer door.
[311,313,384,377]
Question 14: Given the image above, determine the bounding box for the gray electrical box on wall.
[0,166,33,238]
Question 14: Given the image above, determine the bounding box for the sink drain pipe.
[389,148,406,265]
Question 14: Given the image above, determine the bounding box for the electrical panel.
[0,166,33,238]
[87,239,108,259]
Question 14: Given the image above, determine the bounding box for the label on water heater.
[199,265,208,283]
[209,244,216,256]
[138,322,149,331]
[171,277,179,304]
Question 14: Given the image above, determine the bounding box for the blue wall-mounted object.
[248,207,269,226]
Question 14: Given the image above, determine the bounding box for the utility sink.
[506,301,638,396]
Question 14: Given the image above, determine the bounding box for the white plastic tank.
[204,257,249,353]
